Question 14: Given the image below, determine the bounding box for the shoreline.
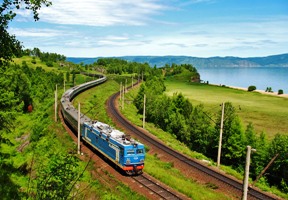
[212,84,288,98]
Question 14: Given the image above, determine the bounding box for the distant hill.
[67,53,288,68]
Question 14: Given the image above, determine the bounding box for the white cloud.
[8,28,68,37]
[16,0,166,26]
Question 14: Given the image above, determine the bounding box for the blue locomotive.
[60,74,145,175]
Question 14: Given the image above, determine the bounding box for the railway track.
[107,89,278,200]
[59,79,190,200]
[132,174,182,200]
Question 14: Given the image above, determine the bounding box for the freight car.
[60,74,145,175]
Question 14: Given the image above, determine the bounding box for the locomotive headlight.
[126,159,130,164]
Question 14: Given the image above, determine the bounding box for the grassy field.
[164,78,288,139]
[13,56,67,72]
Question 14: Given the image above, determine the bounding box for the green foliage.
[163,63,199,82]
[278,89,284,95]
[66,71,70,82]
[267,134,288,191]
[34,153,80,199]
[265,87,273,92]
[0,0,51,66]
[45,61,53,67]
[248,85,256,91]
[96,57,154,78]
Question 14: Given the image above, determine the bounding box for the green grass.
[73,78,233,199]
[13,56,65,72]
[164,78,288,139]
[73,78,120,123]
[145,154,230,200]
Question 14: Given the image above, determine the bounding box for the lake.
[197,67,288,94]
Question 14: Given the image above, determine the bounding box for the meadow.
[164,78,288,139]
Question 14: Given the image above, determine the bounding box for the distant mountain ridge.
[67,53,288,68]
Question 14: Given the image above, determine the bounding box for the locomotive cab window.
[136,149,144,154]
[127,149,134,155]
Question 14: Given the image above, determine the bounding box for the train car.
[60,74,145,175]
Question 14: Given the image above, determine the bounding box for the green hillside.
[164,78,288,138]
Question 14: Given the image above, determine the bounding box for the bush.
[46,61,53,67]
[278,89,284,95]
[248,85,256,91]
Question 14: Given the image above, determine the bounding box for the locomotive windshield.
[136,149,144,154]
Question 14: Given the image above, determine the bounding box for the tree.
[267,134,288,191]
[34,153,82,199]
[213,102,245,167]
[278,89,284,95]
[248,85,256,91]
[188,104,214,155]
[0,0,52,66]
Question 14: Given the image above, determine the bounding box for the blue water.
[197,67,288,94]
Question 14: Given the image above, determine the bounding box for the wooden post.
[143,94,146,129]
[77,103,81,155]
[252,154,279,186]
[63,80,66,92]
[54,85,57,122]
[217,102,225,168]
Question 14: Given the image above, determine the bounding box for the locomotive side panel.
[82,124,121,165]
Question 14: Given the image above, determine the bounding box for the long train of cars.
[60,74,145,175]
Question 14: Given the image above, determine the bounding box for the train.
[60,74,145,175]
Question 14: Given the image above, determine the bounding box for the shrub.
[46,61,53,67]
[278,89,284,95]
[248,85,256,91]
[31,57,36,64]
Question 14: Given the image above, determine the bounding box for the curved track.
[60,78,190,200]
[132,174,182,200]
[107,89,278,200]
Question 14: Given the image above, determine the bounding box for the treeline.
[133,74,288,193]
[22,48,66,65]
[162,63,198,76]
[93,58,161,77]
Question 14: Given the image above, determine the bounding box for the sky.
[6,0,288,58]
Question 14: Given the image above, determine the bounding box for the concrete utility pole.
[143,94,146,129]
[242,146,256,200]
[122,85,125,110]
[217,102,225,168]
[120,82,122,101]
[125,79,127,93]
[77,103,81,155]
[54,85,57,122]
